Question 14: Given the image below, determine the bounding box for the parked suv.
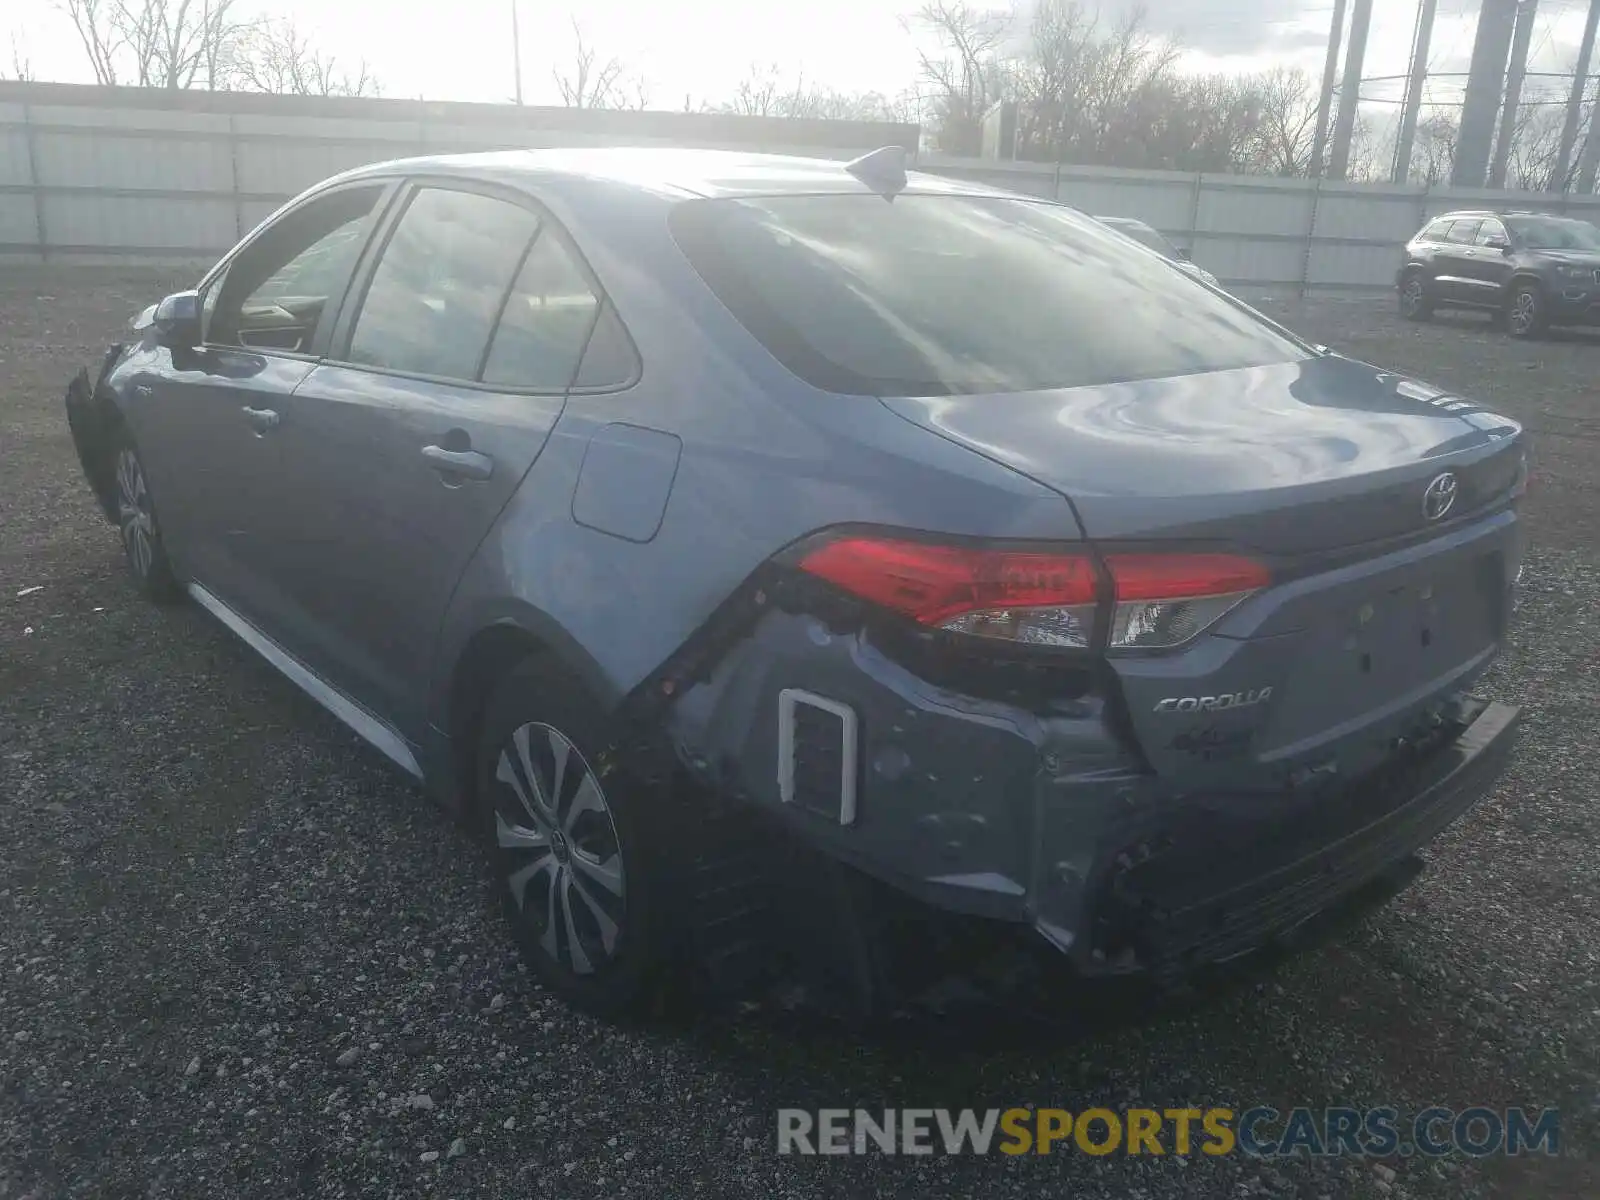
[1398,209,1600,337]
[66,148,1525,1020]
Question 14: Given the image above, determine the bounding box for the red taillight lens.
[1105,554,1271,600]
[796,536,1099,648]
[796,535,1268,652]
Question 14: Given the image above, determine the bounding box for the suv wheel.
[475,661,673,1017]
[1399,273,1432,321]
[1507,282,1545,338]
[112,436,182,602]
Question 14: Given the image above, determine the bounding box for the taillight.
[796,536,1099,648]
[795,535,1267,652]
[1104,553,1269,649]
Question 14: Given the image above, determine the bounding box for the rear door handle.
[421,444,494,482]
[241,405,280,434]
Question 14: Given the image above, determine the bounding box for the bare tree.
[1408,112,1459,186]
[714,64,899,122]
[1248,67,1320,177]
[724,63,787,117]
[3,33,34,81]
[910,0,1012,154]
[56,0,254,88]
[553,19,624,109]
[57,0,123,84]
[229,18,377,96]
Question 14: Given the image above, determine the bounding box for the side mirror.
[152,290,201,349]
[1486,235,1511,252]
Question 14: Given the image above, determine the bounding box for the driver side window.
[204,185,385,355]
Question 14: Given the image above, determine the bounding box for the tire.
[110,431,182,603]
[1398,272,1433,322]
[1506,281,1546,339]
[474,660,675,1018]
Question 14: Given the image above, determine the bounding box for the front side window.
[671,194,1308,397]
[347,188,540,381]
[205,185,384,353]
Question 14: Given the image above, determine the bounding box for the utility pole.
[1454,0,1520,187]
[1392,0,1439,184]
[1329,0,1374,179]
[1490,0,1540,189]
[1551,0,1600,191]
[1310,0,1350,178]
[511,0,524,105]
[1580,105,1600,192]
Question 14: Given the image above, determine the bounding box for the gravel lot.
[3,268,1598,1199]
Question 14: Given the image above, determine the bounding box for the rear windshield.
[670,193,1307,397]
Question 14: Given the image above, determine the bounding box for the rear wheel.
[111,435,182,603]
[475,661,673,1018]
[1506,282,1546,338]
[1398,272,1433,322]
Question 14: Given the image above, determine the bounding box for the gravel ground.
[2,268,1598,1199]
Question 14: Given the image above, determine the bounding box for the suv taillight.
[796,536,1268,651]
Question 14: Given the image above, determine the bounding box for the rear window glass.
[670,194,1307,398]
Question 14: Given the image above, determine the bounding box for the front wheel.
[475,661,675,1018]
[1506,282,1546,338]
[112,436,182,603]
[1398,273,1433,322]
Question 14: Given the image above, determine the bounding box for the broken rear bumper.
[666,605,1519,986]
[1072,698,1519,980]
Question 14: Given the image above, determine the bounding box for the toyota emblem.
[1422,472,1458,522]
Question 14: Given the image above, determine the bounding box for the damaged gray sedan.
[65,146,1527,1019]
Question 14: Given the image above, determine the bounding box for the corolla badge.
[1153,688,1272,714]
[1423,472,1459,522]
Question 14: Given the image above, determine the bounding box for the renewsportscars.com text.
[776,1106,1561,1158]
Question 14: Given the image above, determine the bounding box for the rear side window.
[1442,219,1483,245]
[573,301,641,389]
[481,230,601,389]
[347,188,539,381]
[670,194,1306,397]
[1420,218,1454,242]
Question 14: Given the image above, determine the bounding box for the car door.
[259,182,608,734]
[1433,218,1485,305]
[1472,217,1515,296]
[134,181,394,618]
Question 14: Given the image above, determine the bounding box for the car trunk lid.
[879,354,1522,553]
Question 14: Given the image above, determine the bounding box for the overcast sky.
[5,1,1598,111]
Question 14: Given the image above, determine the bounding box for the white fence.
[0,82,917,263]
[921,156,1600,292]
[5,81,1600,291]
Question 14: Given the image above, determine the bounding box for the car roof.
[1429,209,1570,220]
[333,146,1019,202]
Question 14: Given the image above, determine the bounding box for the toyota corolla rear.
[665,181,1525,984]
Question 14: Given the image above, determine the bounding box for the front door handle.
[421,444,494,482]
[241,405,280,434]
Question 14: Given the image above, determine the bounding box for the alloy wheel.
[492,722,626,976]
[1510,290,1538,336]
[115,448,156,579]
